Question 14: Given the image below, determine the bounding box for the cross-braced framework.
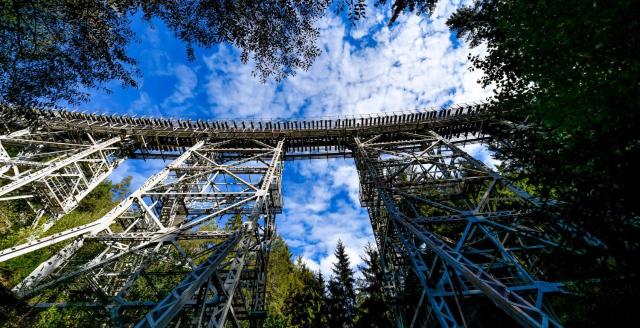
[0,102,571,327]
[7,139,283,328]
[0,129,123,228]
[354,131,563,328]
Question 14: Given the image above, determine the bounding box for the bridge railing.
[2,101,489,134]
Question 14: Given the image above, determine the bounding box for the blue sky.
[85,0,493,276]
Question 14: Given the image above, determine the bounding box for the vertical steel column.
[8,138,284,328]
[136,139,284,327]
[354,132,563,328]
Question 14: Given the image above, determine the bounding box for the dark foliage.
[0,1,139,106]
[378,0,437,25]
[337,0,437,25]
[355,243,392,327]
[265,237,328,328]
[284,259,328,328]
[0,0,331,106]
[335,0,368,22]
[327,240,357,327]
[447,0,640,325]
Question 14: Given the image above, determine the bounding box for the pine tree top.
[332,240,355,279]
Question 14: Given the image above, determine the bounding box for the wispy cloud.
[203,0,489,120]
[279,159,372,276]
[163,64,198,107]
[129,91,159,114]
[202,46,305,119]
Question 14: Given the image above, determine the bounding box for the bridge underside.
[0,103,564,327]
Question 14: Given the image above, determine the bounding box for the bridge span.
[0,102,563,328]
[2,102,492,157]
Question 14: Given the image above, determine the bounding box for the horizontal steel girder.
[1,102,492,153]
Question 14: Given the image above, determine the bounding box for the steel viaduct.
[0,103,564,327]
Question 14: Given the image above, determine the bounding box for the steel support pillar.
[354,132,563,328]
[7,138,284,328]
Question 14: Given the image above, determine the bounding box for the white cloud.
[203,0,490,119]
[461,143,502,169]
[202,47,298,118]
[145,25,161,47]
[279,159,373,277]
[129,91,159,114]
[124,63,198,116]
[163,64,198,106]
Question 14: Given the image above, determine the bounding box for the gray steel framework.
[0,129,124,228]
[353,132,563,327]
[5,138,283,328]
[0,103,566,327]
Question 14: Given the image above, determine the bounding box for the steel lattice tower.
[0,103,566,327]
[354,132,562,327]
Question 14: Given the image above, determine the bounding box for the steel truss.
[7,139,283,328]
[0,129,123,228]
[354,131,563,328]
[0,101,571,327]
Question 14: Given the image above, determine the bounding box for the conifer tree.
[327,240,356,327]
[264,236,296,326]
[284,258,328,328]
[314,270,329,326]
[355,243,392,327]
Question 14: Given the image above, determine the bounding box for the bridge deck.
[2,102,494,156]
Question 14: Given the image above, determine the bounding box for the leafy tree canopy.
[0,0,331,106]
[446,0,640,325]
